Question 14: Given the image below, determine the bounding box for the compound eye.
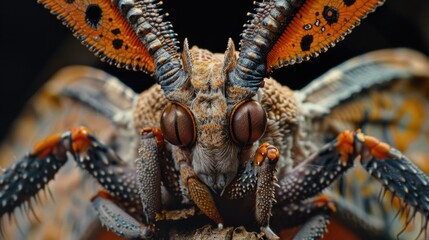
[160,103,196,147]
[230,100,267,146]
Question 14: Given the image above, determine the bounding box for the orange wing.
[267,0,384,70]
[38,0,155,73]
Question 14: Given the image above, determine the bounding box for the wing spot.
[85,4,103,29]
[65,0,74,3]
[323,6,339,25]
[303,24,312,30]
[112,39,124,50]
[343,0,356,7]
[300,35,313,51]
[111,28,121,35]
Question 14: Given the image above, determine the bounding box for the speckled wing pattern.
[0,66,137,240]
[300,48,429,239]
[267,0,385,69]
[38,0,155,72]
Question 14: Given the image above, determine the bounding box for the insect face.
[159,43,268,192]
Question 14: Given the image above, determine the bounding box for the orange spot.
[363,136,390,160]
[313,195,337,213]
[255,142,270,166]
[362,135,379,148]
[152,128,164,147]
[266,146,280,163]
[38,0,155,73]
[336,131,355,164]
[267,0,383,70]
[71,127,92,153]
[141,127,164,148]
[32,133,62,158]
[91,190,113,202]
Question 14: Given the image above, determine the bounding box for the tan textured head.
[160,40,267,193]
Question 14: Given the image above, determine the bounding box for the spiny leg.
[0,128,84,218]
[0,127,143,225]
[91,190,153,239]
[91,127,185,239]
[275,195,336,240]
[327,192,389,239]
[224,143,280,239]
[254,143,280,240]
[135,128,163,226]
[277,129,429,237]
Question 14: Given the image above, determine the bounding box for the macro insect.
[1,0,429,239]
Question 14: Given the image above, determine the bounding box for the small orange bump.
[152,128,164,147]
[313,195,337,213]
[336,131,355,164]
[91,190,114,202]
[363,136,391,160]
[32,133,62,158]
[140,127,153,135]
[266,146,279,164]
[255,142,270,166]
[363,136,380,148]
[71,126,92,153]
[141,128,164,148]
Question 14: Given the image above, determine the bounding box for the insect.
[1,0,429,239]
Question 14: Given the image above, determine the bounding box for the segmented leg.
[0,127,143,223]
[327,192,388,239]
[273,195,336,240]
[224,143,280,239]
[91,191,153,239]
[254,143,280,240]
[277,129,429,237]
[135,128,163,226]
[291,215,330,240]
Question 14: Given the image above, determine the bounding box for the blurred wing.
[267,0,384,69]
[298,48,429,238]
[38,0,155,72]
[0,66,138,240]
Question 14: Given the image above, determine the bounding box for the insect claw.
[260,226,279,240]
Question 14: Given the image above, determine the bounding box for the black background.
[1,0,428,140]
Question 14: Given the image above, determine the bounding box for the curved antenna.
[229,0,384,93]
[38,0,188,95]
[113,0,188,95]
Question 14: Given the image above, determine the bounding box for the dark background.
[1,0,428,140]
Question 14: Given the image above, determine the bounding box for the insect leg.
[0,130,71,217]
[276,195,335,240]
[254,143,280,240]
[278,129,429,236]
[0,127,143,221]
[134,128,163,226]
[350,130,429,236]
[91,190,153,239]
[277,137,355,205]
